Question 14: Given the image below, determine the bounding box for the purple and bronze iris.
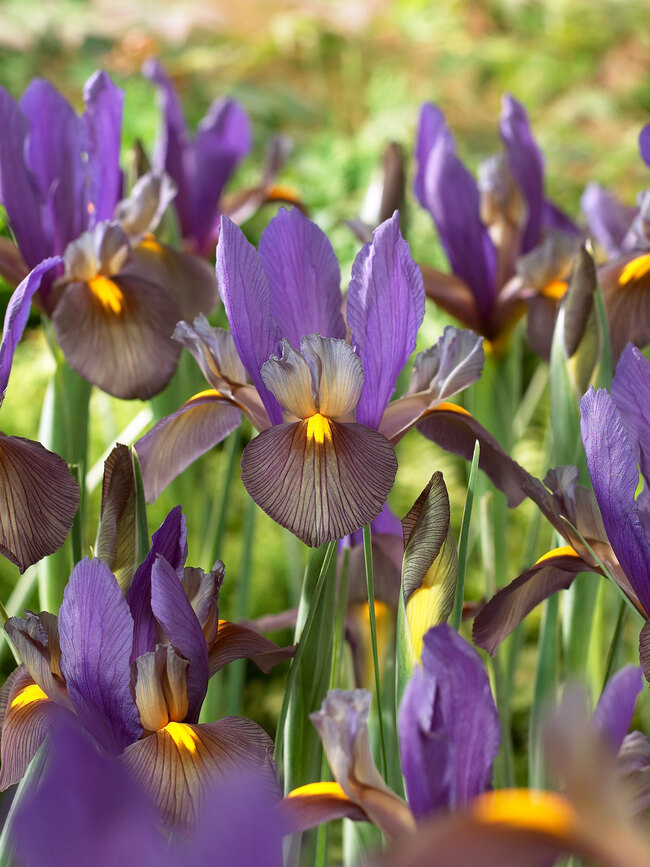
[136,207,528,547]
[415,95,579,353]
[0,507,291,827]
[0,72,218,399]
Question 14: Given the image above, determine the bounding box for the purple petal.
[610,344,650,490]
[580,387,650,614]
[0,433,79,573]
[216,216,283,424]
[127,506,187,660]
[398,623,500,818]
[347,212,425,428]
[414,102,446,208]
[151,556,209,722]
[542,200,580,236]
[640,124,650,169]
[0,258,62,401]
[192,98,251,254]
[581,183,637,258]
[258,207,345,345]
[592,665,643,754]
[20,80,86,253]
[422,129,497,321]
[59,557,142,754]
[4,612,71,708]
[82,71,124,223]
[11,719,168,867]
[499,94,544,252]
[136,392,241,503]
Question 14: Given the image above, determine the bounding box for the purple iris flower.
[136,207,527,546]
[415,95,579,351]
[0,260,79,572]
[10,719,287,867]
[282,624,499,836]
[0,507,291,828]
[0,73,219,399]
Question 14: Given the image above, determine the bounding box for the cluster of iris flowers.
[0,61,649,867]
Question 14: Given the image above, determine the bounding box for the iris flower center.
[10,683,48,710]
[306,413,332,444]
[162,721,199,754]
[88,276,124,314]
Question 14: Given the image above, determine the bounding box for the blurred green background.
[0,0,648,735]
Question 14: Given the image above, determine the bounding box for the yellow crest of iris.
[10,683,48,710]
[88,275,124,315]
[162,721,199,754]
[306,413,333,444]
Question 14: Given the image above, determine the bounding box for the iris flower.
[0,72,219,399]
[415,95,579,354]
[0,259,79,572]
[581,128,650,361]
[0,507,291,827]
[136,208,527,546]
[144,59,300,256]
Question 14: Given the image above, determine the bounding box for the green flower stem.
[363,524,388,780]
[330,547,350,690]
[201,427,242,570]
[529,591,559,789]
[451,439,480,630]
[602,595,627,690]
[0,567,39,666]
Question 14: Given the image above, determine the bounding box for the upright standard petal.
[581,183,637,258]
[580,387,650,614]
[592,665,643,754]
[640,125,650,169]
[82,71,124,223]
[258,207,345,346]
[422,130,497,323]
[151,556,209,722]
[398,624,500,818]
[499,95,544,253]
[414,102,446,208]
[0,434,79,573]
[216,217,283,424]
[347,212,425,429]
[610,344,650,486]
[59,557,142,754]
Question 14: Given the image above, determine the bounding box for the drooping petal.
[241,418,397,547]
[59,557,142,754]
[216,216,283,424]
[414,404,529,507]
[128,506,187,660]
[11,719,169,867]
[422,129,497,322]
[135,392,241,503]
[82,70,124,223]
[52,273,182,400]
[173,316,248,389]
[398,624,500,818]
[580,387,650,614]
[593,665,643,754]
[208,620,294,676]
[0,433,79,573]
[282,782,368,831]
[473,548,586,655]
[0,258,62,402]
[407,326,485,401]
[419,264,482,332]
[258,207,345,346]
[151,556,209,723]
[192,98,251,254]
[499,95,544,252]
[414,102,446,208]
[347,212,425,428]
[120,717,279,829]
[0,667,72,790]
[581,183,636,258]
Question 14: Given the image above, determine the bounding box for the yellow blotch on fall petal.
[472,788,577,837]
[88,276,124,315]
[288,782,350,801]
[10,683,48,710]
[435,401,472,417]
[534,545,579,566]
[541,279,568,301]
[188,388,223,403]
[306,413,332,444]
[163,721,199,754]
[619,254,650,287]
[138,235,163,254]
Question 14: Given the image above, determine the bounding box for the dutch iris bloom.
[0,260,79,572]
[581,128,650,361]
[145,59,300,256]
[0,507,291,827]
[0,72,219,399]
[415,95,579,354]
[136,207,528,546]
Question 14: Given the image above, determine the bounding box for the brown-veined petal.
[599,253,650,363]
[0,432,79,573]
[419,264,483,333]
[282,782,369,831]
[135,390,242,503]
[52,273,182,400]
[134,645,189,733]
[4,612,71,708]
[95,444,138,591]
[208,620,295,676]
[120,717,279,829]
[0,666,72,790]
[241,419,398,547]
[182,564,224,647]
[473,547,588,655]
